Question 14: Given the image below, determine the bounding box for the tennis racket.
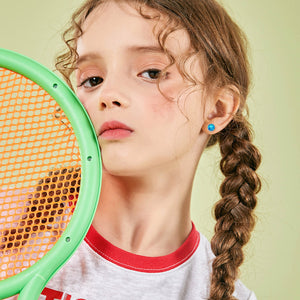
[0,48,102,299]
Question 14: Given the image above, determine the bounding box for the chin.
[100,148,142,176]
[102,157,139,177]
[102,158,156,178]
[103,165,131,177]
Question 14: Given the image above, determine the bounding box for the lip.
[99,121,133,139]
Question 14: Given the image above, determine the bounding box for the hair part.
[55,1,261,299]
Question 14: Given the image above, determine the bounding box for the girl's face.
[76,1,208,176]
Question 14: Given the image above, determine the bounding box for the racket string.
[0,68,81,279]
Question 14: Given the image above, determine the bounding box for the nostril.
[112,101,121,107]
[100,102,107,109]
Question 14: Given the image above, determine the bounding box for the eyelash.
[78,68,168,89]
[139,69,162,81]
[78,76,103,88]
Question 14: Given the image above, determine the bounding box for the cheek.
[76,92,102,130]
[147,84,188,119]
[76,91,98,116]
[149,99,175,120]
[179,89,204,124]
[159,78,186,102]
[137,86,176,121]
[76,90,90,108]
[145,89,203,133]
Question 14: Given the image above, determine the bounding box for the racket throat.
[18,274,47,300]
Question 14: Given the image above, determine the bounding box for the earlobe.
[202,85,240,134]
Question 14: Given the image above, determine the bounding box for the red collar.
[84,223,200,273]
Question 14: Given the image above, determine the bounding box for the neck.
[92,167,195,256]
[92,136,206,257]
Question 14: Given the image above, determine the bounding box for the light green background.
[1,0,299,299]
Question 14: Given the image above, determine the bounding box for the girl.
[31,0,261,299]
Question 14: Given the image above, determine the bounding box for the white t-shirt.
[36,223,256,300]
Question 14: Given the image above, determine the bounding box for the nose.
[99,98,123,110]
[98,76,130,111]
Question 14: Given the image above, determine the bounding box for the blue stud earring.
[208,123,215,132]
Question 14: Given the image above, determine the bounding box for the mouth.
[99,121,133,139]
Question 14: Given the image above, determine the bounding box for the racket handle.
[18,274,47,300]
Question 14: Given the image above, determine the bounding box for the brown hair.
[55,1,261,299]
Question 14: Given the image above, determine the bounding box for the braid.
[209,117,261,300]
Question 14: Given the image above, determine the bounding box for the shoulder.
[233,279,257,300]
[193,232,214,265]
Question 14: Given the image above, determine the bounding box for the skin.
[75,1,239,256]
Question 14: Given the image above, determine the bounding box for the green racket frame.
[0,48,102,299]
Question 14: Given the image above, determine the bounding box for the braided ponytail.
[209,117,261,300]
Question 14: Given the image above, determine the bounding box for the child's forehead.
[83,1,167,36]
[86,0,162,20]
[80,1,191,57]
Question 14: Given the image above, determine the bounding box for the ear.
[202,85,240,134]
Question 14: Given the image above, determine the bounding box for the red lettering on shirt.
[41,288,63,300]
[41,287,86,300]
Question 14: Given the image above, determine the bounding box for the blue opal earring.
[207,123,215,132]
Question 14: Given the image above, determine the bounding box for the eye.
[79,76,103,88]
[139,69,162,81]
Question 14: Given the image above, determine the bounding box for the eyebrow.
[128,45,165,54]
[76,45,165,66]
[76,53,102,66]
